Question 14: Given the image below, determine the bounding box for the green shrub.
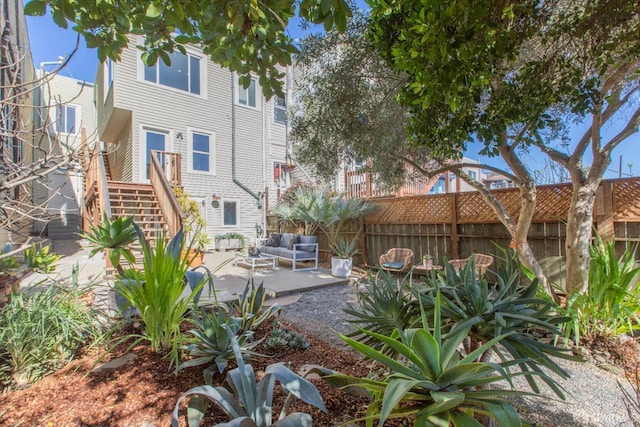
[23,244,61,273]
[173,325,327,427]
[115,225,204,367]
[265,319,310,351]
[0,244,19,275]
[561,235,640,343]
[0,281,102,390]
[323,293,532,426]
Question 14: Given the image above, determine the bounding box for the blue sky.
[26,12,638,179]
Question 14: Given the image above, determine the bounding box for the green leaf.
[145,2,163,18]
[24,0,46,16]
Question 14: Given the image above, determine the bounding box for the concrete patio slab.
[19,240,351,306]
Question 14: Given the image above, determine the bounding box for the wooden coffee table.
[234,253,278,271]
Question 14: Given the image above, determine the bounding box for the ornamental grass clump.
[0,276,103,391]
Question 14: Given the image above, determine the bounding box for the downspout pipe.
[231,74,262,207]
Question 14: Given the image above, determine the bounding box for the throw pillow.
[287,234,301,250]
[265,233,281,247]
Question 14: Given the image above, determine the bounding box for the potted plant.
[187,231,211,267]
[423,254,433,268]
[270,188,377,277]
[215,232,246,252]
[331,239,360,278]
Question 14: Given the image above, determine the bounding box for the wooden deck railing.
[149,150,183,236]
[152,150,181,186]
[344,169,439,199]
[83,145,111,230]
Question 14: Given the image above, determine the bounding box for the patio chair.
[448,253,494,275]
[379,248,414,273]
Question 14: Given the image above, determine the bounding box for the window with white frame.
[104,59,114,98]
[188,130,215,174]
[143,51,202,95]
[468,169,478,180]
[53,104,79,134]
[274,96,286,124]
[223,200,238,226]
[237,77,258,108]
[273,162,287,187]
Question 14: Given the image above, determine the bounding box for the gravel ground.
[279,282,636,427]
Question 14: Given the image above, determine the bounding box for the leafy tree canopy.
[368,0,640,159]
[24,0,352,98]
[291,12,436,189]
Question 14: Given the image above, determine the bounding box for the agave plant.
[172,325,327,427]
[415,250,577,398]
[343,270,419,356]
[324,293,533,426]
[235,279,282,338]
[82,213,137,273]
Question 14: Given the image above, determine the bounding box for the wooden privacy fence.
[361,177,640,270]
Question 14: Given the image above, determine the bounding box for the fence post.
[595,181,615,241]
[450,192,460,258]
[360,221,369,266]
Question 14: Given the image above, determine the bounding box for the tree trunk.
[565,181,599,295]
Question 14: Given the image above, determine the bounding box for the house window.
[188,130,215,174]
[274,96,286,124]
[273,162,287,187]
[223,201,238,226]
[105,59,114,97]
[468,169,478,180]
[237,77,257,108]
[54,104,79,134]
[143,51,201,95]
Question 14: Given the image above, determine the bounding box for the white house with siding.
[36,74,97,238]
[93,39,296,245]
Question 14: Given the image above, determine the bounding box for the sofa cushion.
[298,235,317,252]
[279,233,295,249]
[287,234,301,250]
[265,233,281,247]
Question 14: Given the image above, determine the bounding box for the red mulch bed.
[0,320,386,426]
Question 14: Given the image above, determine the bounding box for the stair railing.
[149,150,183,236]
[83,145,112,229]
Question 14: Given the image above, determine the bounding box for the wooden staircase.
[108,181,168,242]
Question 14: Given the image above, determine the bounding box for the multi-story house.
[91,39,296,245]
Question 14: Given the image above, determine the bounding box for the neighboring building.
[343,157,495,198]
[0,0,36,246]
[93,40,296,244]
[35,74,98,238]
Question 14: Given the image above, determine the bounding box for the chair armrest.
[379,254,391,264]
[293,243,318,252]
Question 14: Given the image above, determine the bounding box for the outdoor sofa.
[258,233,318,271]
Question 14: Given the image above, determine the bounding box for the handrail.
[149,150,183,236]
[97,151,112,218]
[83,144,111,229]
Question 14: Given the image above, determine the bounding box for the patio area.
[19,239,350,306]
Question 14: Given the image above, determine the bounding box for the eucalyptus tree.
[291,13,557,298]
[25,0,352,97]
[368,0,640,295]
